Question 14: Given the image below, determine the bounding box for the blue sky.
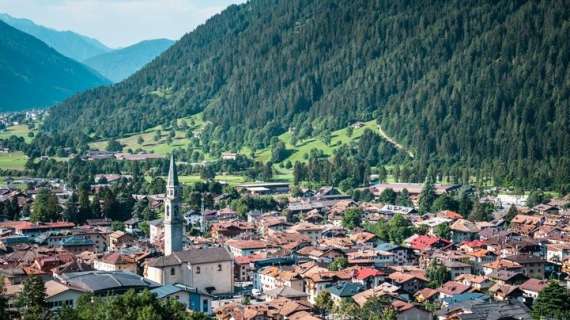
[0,0,246,48]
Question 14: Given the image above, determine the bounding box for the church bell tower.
[164,154,183,255]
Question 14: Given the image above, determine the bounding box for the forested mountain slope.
[0,13,111,61]
[84,39,175,82]
[0,21,110,111]
[42,0,570,186]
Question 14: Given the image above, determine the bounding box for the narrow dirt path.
[377,125,414,158]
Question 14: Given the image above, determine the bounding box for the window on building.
[217,264,222,271]
[196,266,201,274]
[171,268,175,276]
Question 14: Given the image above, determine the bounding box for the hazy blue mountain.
[84,39,175,82]
[0,13,111,61]
[0,21,110,111]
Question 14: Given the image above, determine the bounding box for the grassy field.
[272,167,294,182]
[90,114,382,164]
[178,174,246,186]
[238,121,383,183]
[249,120,379,164]
[89,117,396,184]
[0,124,34,143]
[0,152,27,170]
[89,113,206,156]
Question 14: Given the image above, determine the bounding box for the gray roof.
[57,271,159,294]
[455,301,531,320]
[150,283,210,299]
[265,286,308,299]
[147,247,233,268]
[326,282,364,297]
[376,242,403,252]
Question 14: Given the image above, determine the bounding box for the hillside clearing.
[0,124,33,143]
[0,151,27,170]
[89,113,205,156]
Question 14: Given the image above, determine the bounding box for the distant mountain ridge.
[0,13,111,61]
[0,20,110,111]
[84,39,175,82]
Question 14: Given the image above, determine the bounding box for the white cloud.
[0,0,246,48]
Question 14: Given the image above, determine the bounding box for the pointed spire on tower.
[167,154,179,187]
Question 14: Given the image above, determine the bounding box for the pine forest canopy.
[41,0,570,189]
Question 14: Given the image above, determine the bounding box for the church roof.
[147,247,233,268]
[167,154,179,187]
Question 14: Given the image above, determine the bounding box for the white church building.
[144,155,234,296]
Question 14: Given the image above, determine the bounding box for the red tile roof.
[410,235,450,251]
[354,267,384,280]
[11,221,75,231]
[437,210,464,220]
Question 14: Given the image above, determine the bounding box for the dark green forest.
[41,0,570,190]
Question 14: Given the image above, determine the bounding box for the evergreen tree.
[17,276,47,320]
[346,126,354,138]
[418,177,436,214]
[31,188,61,222]
[468,201,491,222]
[505,204,519,225]
[531,281,570,320]
[321,130,332,146]
[78,184,92,222]
[378,188,397,204]
[102,190,120,220]
[106,139,123,152]
[457,189,473,217]
[431,194,459,212]
[62,192,79,223]
[396,188,413,207]
[91,193,102,218]
[0,277,8,320]
[271,141,287,163]
[527,190,546,208]
[200,165,216,180]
